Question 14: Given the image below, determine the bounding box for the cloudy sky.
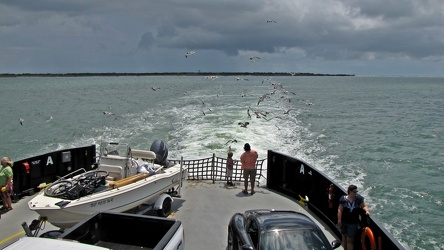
[1,0,443,76]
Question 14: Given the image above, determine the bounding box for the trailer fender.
[154,193,173,210]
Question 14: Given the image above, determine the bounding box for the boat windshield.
[260,229,332,250]
[100,142,130,158]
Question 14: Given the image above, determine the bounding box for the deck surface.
[0,180,343,249]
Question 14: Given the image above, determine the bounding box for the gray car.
[228,209,341,250]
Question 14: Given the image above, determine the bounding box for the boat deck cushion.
[108,174,149,188]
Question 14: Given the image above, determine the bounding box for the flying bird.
[250,56,260,61]
[263,116,283,121]
[236,77,249,81]
[185,51,195,58]
[257,94,270,106]
[19,118,24,125]
[204,75,219,80]
[283,109,294,114]
[262,77,272,84]
[103,111,115,115]
[225,139,238,145]
[238,122,250,128]
[266,20,277,23]
[198,98,205,105]
[151,87,161,91]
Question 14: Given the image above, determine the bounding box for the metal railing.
[170,153,266,185]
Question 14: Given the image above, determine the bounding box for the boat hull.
[29,164,186,228]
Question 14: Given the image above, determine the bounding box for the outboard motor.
[150,140,169,166]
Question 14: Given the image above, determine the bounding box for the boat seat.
[100,155,128,167]
[98,164,124,181]
[130,149,156,160]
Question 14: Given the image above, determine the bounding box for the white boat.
[28,140,187,228]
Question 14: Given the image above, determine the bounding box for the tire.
[40,230,64,239]
[44,180,73,198]
[227,227,234,250]
[157,197,172,217]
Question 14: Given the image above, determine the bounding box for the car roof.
[245,210,320,231]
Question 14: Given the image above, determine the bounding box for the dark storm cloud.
[1,0,95,13]
[0,0,443,75]
[138,32,155,49]
[144,0,443,61]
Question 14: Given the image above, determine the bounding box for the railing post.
[212,153,215,183]
[177,156,183,198]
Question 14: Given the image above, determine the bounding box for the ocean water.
[1,75,443,249]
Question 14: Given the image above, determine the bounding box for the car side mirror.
[332,240,342,249]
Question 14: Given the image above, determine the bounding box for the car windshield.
[260,229,332,250]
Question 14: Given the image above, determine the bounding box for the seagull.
[185,51,195,58]
[103,111,115,116]
[257,94,270,106]
[151,87,161,91]
[263,116,283,121]
[250,56,260,61]
[19,118,24,125]
[236,77,249,81]
[282,90,296,95]
[238,122,250,128]
[271,82,282,89]
[198,98,205,105]
[204,75,219,80]
[266,20,277,23]
[283,109,293,114]
[225,139,238,145]
[262,77,272,84]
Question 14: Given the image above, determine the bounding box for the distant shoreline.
[0,72,354,78]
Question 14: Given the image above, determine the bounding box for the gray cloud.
[138,32,155,49]
[0,0,443,75]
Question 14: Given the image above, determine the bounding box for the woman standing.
[0,157,14,211]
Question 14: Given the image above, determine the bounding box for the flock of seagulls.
[88,19,300,149]
[188,73,311,142]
